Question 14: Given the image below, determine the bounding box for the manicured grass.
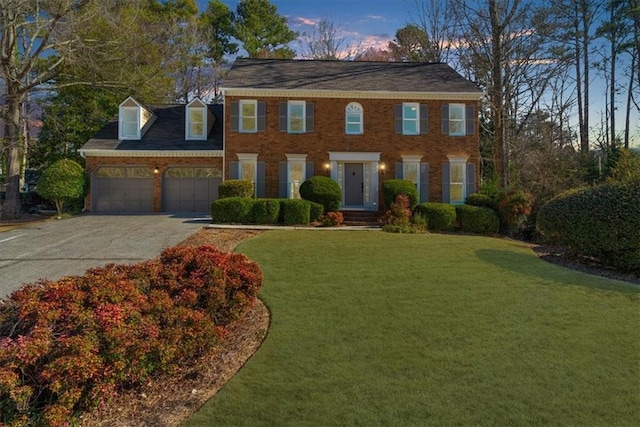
[186,231,640,426]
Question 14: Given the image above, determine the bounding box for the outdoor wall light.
[378,162,386,174]
[323,162,331,171]
[153,165,160,174]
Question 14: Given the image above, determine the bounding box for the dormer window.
[118,97,154,140]
[186,98,211,140]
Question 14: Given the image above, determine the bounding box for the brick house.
[223,58,482,211]
[81,59,482,213]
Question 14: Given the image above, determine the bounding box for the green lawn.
[186,231,640,426]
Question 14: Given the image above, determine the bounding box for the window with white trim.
[345,102,363,134]
[402,103,420,135]
[449,104,465,136]
[237,153,258,197]
[188,107,205,139]
[240,100,257,133]
[120,107,139,139]
[286,154,307,199]
[288,101,305,133]
[447,156,468,204]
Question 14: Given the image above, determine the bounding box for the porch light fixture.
[153,165,160,174]
[378,162,386,174]
[323,162,331,171]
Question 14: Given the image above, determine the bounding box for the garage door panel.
[163,167,221,213]
[94,167,154,213]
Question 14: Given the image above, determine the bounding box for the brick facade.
[224,95,479,209]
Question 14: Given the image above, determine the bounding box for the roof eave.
[222,87,483,101]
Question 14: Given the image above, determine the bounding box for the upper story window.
[395,103,428,136]
[288,101,305,133]
[240,100,257,133]
[279,101,315,134]
[230,100,265,133]
[345,102,363,135]
[186,98,209,140]
[441,104,475,136]
[402,103,419,135]
[448,104,465,136]
[119,97,154,140]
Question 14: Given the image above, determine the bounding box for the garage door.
[163,167,222,212]
[94,166,154,213]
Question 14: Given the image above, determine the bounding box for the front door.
[344,163,364,207]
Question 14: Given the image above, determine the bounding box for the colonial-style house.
[80,58,482,213]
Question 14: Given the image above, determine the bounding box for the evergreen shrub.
[414,203,456,232]
[537,180,640,272]
[218,179,254,199]
[299,176,342,212]
[382,179,418,210]
[251,199,280,224]
[456,204,500,234]
[211,197,253,223]
[280,199,311,225]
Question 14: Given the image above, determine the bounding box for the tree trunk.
[489,0,507,188]
[581,0,590,152]
[1,95,23,220]
[625,49,635,149]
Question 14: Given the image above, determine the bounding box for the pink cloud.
[291,17,318,27]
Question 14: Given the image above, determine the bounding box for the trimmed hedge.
[218,179,254,199]
[456,204,500,234]
[382,179,418,210]
[537,180,640,272]
[280,199,311,225]
[309,201,324,222]
[211,197,253,223]
[251,199,280,224]
[299,176,342,212]
[465,193,496,210]
[0,245,262,426]
[414,203,456,232]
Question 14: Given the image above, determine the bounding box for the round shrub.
[211,197,253,223]
[218,179,254,199]
[382,179,418,210]
[495,189,534,233]
[36,159,86,218]
[299,176,342,212]
[414,202,456,232]
[251,199,280,224]
[279,199,311,225]
[455,204,500,234]
[537,180,640,272]
[465,193,496,210]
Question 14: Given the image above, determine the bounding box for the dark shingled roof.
[81,104,223,152]
[224,58,482,94]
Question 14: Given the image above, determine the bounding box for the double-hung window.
[402,103,420,135]
[188,108,205,139]
[288,101,306,133]
[448,104,465,136]
[345,102,363,134]
[240,100,257,133]
[120,107,139,139]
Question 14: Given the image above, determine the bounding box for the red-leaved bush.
[0,245,262,427]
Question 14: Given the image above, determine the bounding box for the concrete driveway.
[0,214,209,298]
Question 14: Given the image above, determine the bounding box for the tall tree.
[408,0,455,64]
[452,0,564,187]
[353,47,393,62]
[388,25,431,62]
[300,18,358,60]
[234,0,298,59]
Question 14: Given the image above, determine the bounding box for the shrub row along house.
[80,58,483,213]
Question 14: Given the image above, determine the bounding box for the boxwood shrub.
[382,179,419,210]
[537,180,640,272]
[218,179,254,199]
[456,204,500,234]
[251,199,280,224]
[280,199,311,225]
[299,176,342,212]
[465,193,496,210]
[308,201,324,222]
[414,202,456,232]
[211,197,253,223]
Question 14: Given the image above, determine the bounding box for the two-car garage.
[92,165,222,214]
